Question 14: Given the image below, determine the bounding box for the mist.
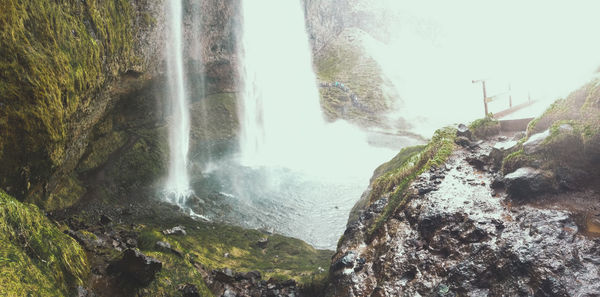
[364,0,600,136]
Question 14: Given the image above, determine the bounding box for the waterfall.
[238,0,327,170]
[164,0,193,205]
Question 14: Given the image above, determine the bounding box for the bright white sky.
[365,0,600,136]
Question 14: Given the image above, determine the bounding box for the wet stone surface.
[328,139,600,296]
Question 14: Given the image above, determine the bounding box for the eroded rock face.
[329,139,600,296]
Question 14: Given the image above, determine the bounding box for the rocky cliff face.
[0,0,242,209]
[0,0,165,206]
[304,0,403,128]
[304,0,395,55]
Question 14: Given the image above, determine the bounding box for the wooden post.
[508,84,513,108]
[482,81,488,116]
[472,79,488,117]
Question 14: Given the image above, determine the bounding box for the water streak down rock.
[164,0,193,205]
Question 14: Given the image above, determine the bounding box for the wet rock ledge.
[328,121,600,296]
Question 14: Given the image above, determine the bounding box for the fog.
[366,0,600,136]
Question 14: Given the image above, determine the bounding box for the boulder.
[523,130,550,154]
[100,214,112,225]
[256,237,269,249]
[332,251,356,271]
[456,124,472,139]
[504,167,556,199]
[490,140,518,165]
[454,136,471,147]
[162,225,187,236]
[107,249,162,286]
[155,240,183,257]
[178,284,200,297]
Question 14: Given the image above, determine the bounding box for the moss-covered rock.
[501,78,600,189]
[71,202,332,296]
[362,127,457,237]
[0,189,88,296]
[0,0,161,205]
[469,115,501,139]
[134,215,332,285]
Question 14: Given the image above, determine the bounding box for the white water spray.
[238,0,327,171]
[164,0,193,205]
[221,0,419,248]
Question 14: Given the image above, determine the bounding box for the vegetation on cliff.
[0,0,147,202]
[0,190,88,296]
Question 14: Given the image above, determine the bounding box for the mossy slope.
[136,215,332,285]
[365,127,456,237]
[0,189,88,297]
[79,208,331,296]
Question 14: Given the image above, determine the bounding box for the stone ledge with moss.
[497,78,600,198]
[48,196,332,297]
[342,126,457,248]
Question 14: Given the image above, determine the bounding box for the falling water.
[226,0,408,248]
[164,0,193,205]
[238,0,326,170]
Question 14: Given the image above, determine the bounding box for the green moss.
[528,79,600,136]
[45,174,87,211]
[366,127,457,238]
[79,131,127,172]
[137,229,163,250]
[109,128,167,194]
[0,0,138,200]
[145,252,214,297]
[141,12,157,27]
[371,145,426,181]
[115,216,332,296]
[136,216,332,287]
[501,149,532,174]
[0,189,88,296]
[527,99,567,134]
